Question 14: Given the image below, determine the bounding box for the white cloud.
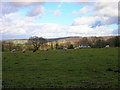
[28,23,68,38]
[93,2,118,17]
[72,16,101,26]
[93,2,118,25]
[27,6,44,17]
[75,2,118,18]
[53,10,62,16]
[72,7,89,15]
[68,25,114,37]
[0,13,35,36]
[9,2,44,7]
[0,13,116,39]
[1,2,45,16]
[75,1,118,25]
[72,14,118,26]
[1,1,118,39]
[77,1,118,18]
[79,7,88,14]
[1,3,18,15]
[0,13,66,38]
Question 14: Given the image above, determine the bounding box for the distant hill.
[56,36,118,44]
[1,36,118,45]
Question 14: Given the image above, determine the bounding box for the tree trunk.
[33,47,39,52]
[33,49,37,52]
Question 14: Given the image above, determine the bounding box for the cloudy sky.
[0,0,119,40]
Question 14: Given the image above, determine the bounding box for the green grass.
[2,48,119,88]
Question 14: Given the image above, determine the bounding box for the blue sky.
[0,1,118,40]
[19,2,86,26]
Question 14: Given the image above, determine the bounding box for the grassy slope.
[2,48,119,88]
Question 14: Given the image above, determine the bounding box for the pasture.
[2,48,119,88]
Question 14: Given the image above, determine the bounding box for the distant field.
[2,48,119,88]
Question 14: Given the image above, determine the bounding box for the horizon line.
[1,35,119,41]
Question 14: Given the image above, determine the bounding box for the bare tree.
[28,36,46,52]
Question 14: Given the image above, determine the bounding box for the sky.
[0,0,119,40]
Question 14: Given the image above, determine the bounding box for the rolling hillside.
[1,36,118,45]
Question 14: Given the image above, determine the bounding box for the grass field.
[2,48,119,88]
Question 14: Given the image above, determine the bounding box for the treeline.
[87,36,120,48]
[1,43,50,52]
[0,36,119,52]
[54,36,120,49]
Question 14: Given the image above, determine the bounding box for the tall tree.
[95,39,105,48]
[74,42,79,47]
[55,41,59,49]
[80,37,89,45]
[28,36,46,52]
[68,44,74,49]
[65,41,71,48]
[8,41,13,51]
[2,41,6,52]
[114,36,119,47]
[51,42,53,50]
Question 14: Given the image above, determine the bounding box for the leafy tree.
[74,42,80,47]
[8,41,13,51]
[1,41,6,52]
[80,37,89,45]
[68,44,74,49]
[95,39,105,48]
[65,41,71,48]
[51,42,53,50]
[114,36,119,47]
[88,37,99,48]
[28,36,46,52]
[106,38,115,47]
[55,41,59,49]
[0,42,4,52]
[58,44,64,49]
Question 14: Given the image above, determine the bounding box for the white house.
[79,45,91,48]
